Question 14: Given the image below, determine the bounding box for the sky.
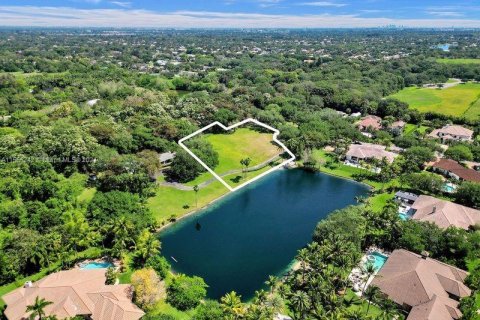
[1,0,480,28]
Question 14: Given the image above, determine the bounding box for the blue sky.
[1,0,480,27]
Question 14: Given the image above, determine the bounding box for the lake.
[159,169,369,299]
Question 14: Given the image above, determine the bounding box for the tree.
[220,291,245,318]
[444,145,473,162]
[145,256,171,279]
[240,157,252,178]
[133,229,161,264]
[105,267,118,285]
[193,185,199,208]
[363,285,380,315]
[360,263,376,296]
[265,275,278,294]
[193,300,225,320]
[400,146,435,172]
[166,150,203,183]
[455,182,480,209]
[131,268,165,310]
[289,291,311,319]
[26,296,53,320]
[403,172,443,194]
[167,274,207,311]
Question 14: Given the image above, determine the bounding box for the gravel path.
[160,154,283,190]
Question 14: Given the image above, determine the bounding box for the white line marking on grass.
[178,118,296,192]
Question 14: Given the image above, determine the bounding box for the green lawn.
[146,300,195,319]
[389,83,480,119]
[368,193,394,212]
[148,178,229,224]
[202,127,282,175]
[344,289,384,318]
[404,123,429,136]
[437,58,480,65]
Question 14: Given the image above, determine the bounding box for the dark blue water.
[159,169,369,299]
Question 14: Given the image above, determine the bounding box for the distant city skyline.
[1,0,480,28]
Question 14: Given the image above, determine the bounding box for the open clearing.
[389,83,480,119]
[204,128,281,174]
[202,127,283,188]
[436,58,480,65]
[179,119,294,191]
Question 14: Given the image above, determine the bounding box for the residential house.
[356,115,382,132]
[345,143,398,164]
[2,269,144,320]
[394,191,419,205]
[428,125,474,143]
[371,249,471,320]
[159,152,176,166]
[410,195,480,230]
[431,158,480,183]
[388,120,406,136]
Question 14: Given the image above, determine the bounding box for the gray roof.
[159,152,176,162]
[395,191,419,202]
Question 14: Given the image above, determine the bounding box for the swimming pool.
[443,183,457,193]
[80,261,114,270]
[367,252,388,271]
[398,213,410,221]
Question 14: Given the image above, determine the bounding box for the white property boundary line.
[178,118,296,192]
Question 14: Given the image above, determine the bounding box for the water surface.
[160,169,369,299]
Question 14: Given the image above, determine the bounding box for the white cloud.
[110,1,131,8]
[426,11,464,17]
[0,6,479,28]
[298,1,347,7]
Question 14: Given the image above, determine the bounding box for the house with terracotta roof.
[371,249,471,320]
[2,269,144,320]
[431,158,480,183]
[428,125,474,143]
[345,143,398,164]
[410,195,480,230]
[356,115,382,132]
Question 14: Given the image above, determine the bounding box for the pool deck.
[349,247,390,296]
[75,257,121,271]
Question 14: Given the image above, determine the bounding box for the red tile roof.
[432,159,480,183]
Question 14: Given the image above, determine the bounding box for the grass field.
[148,178,229,224]
[202,127,282,175]
[389,83,480,119]
[437,58,480,65]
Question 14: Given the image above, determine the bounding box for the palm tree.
[240,157,252,178]
[290,291,311,319]
[364,286,381,315]
[193,184,199,208]
[296,248,309,284]
[265,275,278,294]
[378,298,399,320]
[26,296,53,320]
[221,291,244,319]
[360,262,376,296]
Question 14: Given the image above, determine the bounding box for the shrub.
[166,274,207,311]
